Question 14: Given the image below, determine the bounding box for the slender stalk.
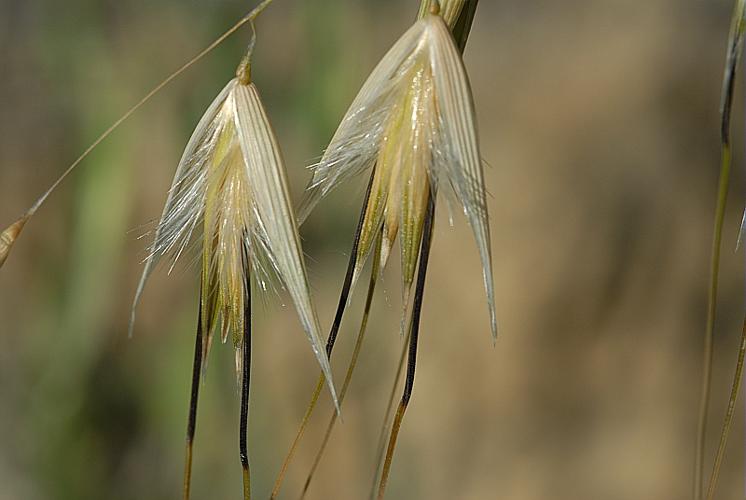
[240,278,253,500]
[269,375,322,500]
[183,295,205,500]
[695,2,745,498]
[705,318,746,500]
[377,193,436,500]
[367,328,410,500]
[299,236,383,499]
[269,173,375,499]
[695,146,732,500]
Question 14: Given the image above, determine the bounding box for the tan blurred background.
[1,0,745,499]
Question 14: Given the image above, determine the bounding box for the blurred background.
[1,0,745,498]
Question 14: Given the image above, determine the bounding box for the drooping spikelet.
[299,12,496,339]
[130,73,339,406]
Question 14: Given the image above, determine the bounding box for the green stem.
[695,146,732,500]
[367,326,411,500]
[695,2,745,498]
[705,319,746,500]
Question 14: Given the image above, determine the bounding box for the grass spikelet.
[271,2,487,498]
[130,70,338,408]
[128,3,340,497]
[300,5,495,340]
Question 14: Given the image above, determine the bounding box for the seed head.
[299,13,497,339]
[131,77,339,406]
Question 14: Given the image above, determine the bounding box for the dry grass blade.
[695,1,746,499]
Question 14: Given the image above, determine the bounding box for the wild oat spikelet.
[299,12,496,339]
[130,68,339,407]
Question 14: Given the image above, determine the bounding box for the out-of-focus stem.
[705,319,746,500]
[695,2,745,498]
[367,328,411,500]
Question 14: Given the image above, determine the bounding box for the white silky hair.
[130,78,339,410]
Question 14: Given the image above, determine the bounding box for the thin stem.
[269,173,375,500]
[246,0,276,21]
[367,329,410,500]
[270,376,323,500]
[324,173,376,356]
[377,193,436,500]
[240,279,253,500]
[300,235,383,499]
[705,318,746,500]
[236,0,279,84]
[183,294,205,500]
[695,2,745,498]
[695,146,732,500]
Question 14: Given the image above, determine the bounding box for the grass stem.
[240,277,253,500]
[183,295,204,500]
[367,329,410,500]
[705,319,746,500]
[377,193,435,500]
[695,2,745,497]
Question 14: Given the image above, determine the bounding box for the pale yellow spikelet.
[130,76,339,408]
[300,13,497,339]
